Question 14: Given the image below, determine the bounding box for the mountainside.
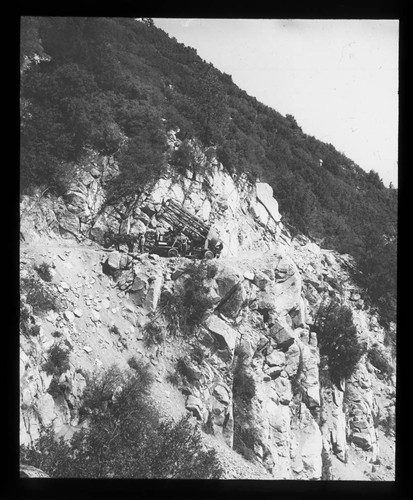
[20,16,397,324]
[19,17,396,481]
[20,138,395,480]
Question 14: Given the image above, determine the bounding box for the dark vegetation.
[160,261,217,336]
[20,298,40,337]
[232,345,258,462]
[21,275,61,315]
[108,324,120,336]
[20,17,396,324]
[21,364,224,478]
[367,343,394,379]
[143,321,165,347]
[43,344,71,376]
[313,301,364,382]
[35,262,54,282]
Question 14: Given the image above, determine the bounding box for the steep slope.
[20,17,397,326]
[20,141,395,480]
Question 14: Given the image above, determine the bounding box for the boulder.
[266,367,283,380]
[130,274,148,292]
[106,251,122,269]
[305,385,321,408]
[253,271,271,291]
[266,350,286,368]
[20,465,50,478]
[269,320,296,350]
[186,395,206,422]
[35,393,57,427]
[272,375,293,405]
[243,270,255,281]
[265,399,290,431]
[255,182,282,223]
[144,275,163,312]
[351,432,373,450]
[204,315,238,353]
[213,384,231,405]
[63,310,75,322]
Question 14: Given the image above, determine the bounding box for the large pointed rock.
[204,315,238,353]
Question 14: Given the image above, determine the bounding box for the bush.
[20,300,42,337]
[232,347,257,462]
[47,377,71,399]
[143,322,164,347]
[159,262,216,337]
[176,357,199,385]
[313,301,363,382]
[109,324,121,336]
[43,344,71,376]
[21,366,224,478]
[380,411,395,437]
[126,357,154,387]
[29,324,41,336]
[367,344,394,378]
[165,371,180,386]
[321,447,333,480]
[202,412,215,436]
[191,344,207,365]
[35,262,53,282]
[21,276,60,315]
[233,348,256,403]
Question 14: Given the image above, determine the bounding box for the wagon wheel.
[168,247,179,258]
[204,250,214,260]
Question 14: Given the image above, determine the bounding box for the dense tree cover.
[20,364,224,478]
[20,17,396,323]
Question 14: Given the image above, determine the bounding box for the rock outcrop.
[19,138,396,480]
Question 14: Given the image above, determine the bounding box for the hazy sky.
[153,19,399,187]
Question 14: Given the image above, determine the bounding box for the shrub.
[21,366,224,478]
[126,357,154,387]
[233,353,256,404]
[47,377,71,399]
[380,411,396,437]
[313,300,363,382]
[321,447,333,480]
[232,348,257,462]
[191,344,206,365]
[233,426,260,463]
[202,411,215,436]
[165,371,180,386]
[21,276,60,315]
[43,344,71,376]
[143,322,164,347]
[182,262,217,326]
[367,344,394,378]
[35,262,53,282]
[20,299,43,337]
[176,357,199,384]
[109,324,121,336]
[160,262,217,337]
[29,324,41,336]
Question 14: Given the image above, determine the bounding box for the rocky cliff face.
[19,136,395,480]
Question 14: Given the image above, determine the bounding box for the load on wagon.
[150,199,223,259]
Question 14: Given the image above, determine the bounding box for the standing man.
[135,219,147,253]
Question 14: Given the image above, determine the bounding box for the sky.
[153,19,399,187]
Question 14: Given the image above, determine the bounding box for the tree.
[195,65,229,145]
[313,301,363,382]
[20,16,47,68]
